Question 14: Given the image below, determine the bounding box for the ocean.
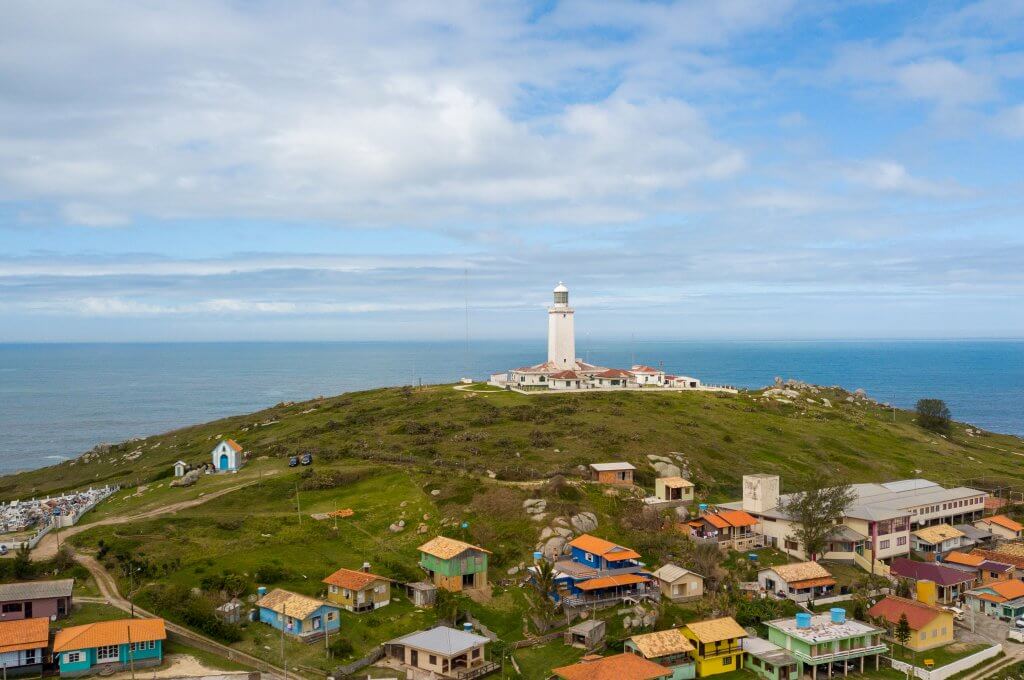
[0,340,1021,474]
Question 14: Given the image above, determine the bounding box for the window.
[785,539,798,551]
[327,611,336,621]
[880,540,890,550]
[585,552,595,563]
[473,648,481,659]
[1,603,22,613]
[897,536,907,546]
[919,632,926,641]
[429,655,438,665]
[329,585,338,594]
[97,645,119,661]
[65,652,82,664]
[723,655,733,666]
[343,589,351,598]
[25,649,36,664]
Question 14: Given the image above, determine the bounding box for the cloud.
[60,203,129,227]
[843,161,961,197]
[894,59,995,106]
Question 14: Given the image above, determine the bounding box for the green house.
[744,637,798,680]
[765,611,886,680]
[418,536,490,593]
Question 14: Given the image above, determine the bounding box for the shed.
[405,581,437,608]
[173,461,188,478]
[655,477,694,503]
[214,599,242,624]
[589,462,636,485]
[565,619,606,650]
[651,564,703,602]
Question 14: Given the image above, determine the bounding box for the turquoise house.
[624,629,697,679]
[256,588,340,639]
[765,611,886,680]
[53,618,166,677]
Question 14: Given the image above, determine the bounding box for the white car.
[1015,617,1024,629]
[943,606,965,621]
[1008,630,1024,643]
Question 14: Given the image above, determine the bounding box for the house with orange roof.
[941,551,1013,585]
[210,438,244,472]
[323,564,392,613]
[688,510,760,551]
[53,618,166,677]
[553,652,672,680]
[867,595,954,651]
[758,562,836,603]
[965,579,1024,620]
[0,617,49,676]
[538,534,656,608]
[975,515,1024,541]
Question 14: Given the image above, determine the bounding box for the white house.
[211,439,243,473]
[630,365,665,386]
[173,461,188,477]
[758,562,837,602]
[911,524,966,555]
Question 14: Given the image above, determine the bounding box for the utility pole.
[295,481,301,527]
[127,624,135,680]
[280,604,287,672]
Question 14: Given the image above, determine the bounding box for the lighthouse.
[547,282,576,368]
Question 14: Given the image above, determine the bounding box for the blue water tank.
[461,521,469,529]
[699,503,709,512]
[257,586,267,597]
[533,551,543,561]
[796,612,812,629]
[831,608,847,624]
[748,553,759,561]
[463,622,473,633]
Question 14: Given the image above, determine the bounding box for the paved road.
[956,613,1024,680]
[26,473,277,561]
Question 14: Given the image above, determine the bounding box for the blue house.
[538,534,655,608]
[256,588,340,639]
[53,619,166,677]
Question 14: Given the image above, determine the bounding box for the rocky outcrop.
[570,512,598,533]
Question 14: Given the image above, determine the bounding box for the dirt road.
[27,473,276,560]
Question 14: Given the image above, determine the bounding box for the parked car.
[288,456,299,467]
[1008,629,1024,644]
[0,545,7,556]
[300,453,313,465]
[1015,617,1024,629]
[943,606,965,621]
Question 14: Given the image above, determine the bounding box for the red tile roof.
[569,534,642,561]
[701,510,758,529]
[550,370,580,379]
[595,369,633,378]
[553,652,670,680]
[944,551,984,568]
[981,515,1024,533]
[973,580,1024,602]
[868,596,949,630]
[0,618,49,654]
[577,574,650,591]
[630,365,661,374]
[323,567,390,591]
[225,439,243,452]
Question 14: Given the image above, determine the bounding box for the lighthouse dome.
[553,282,568,293]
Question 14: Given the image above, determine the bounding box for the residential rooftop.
[388,626,489,656]
[768,614,880,643]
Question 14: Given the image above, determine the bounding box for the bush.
[916,399,951,433]
[254,563,294,584]
[141,584,242,642]
[329,637,353,658]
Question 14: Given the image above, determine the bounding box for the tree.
[916,399,951,434]
[12,545,33,579]
[531,559,559,622]
[687,542,723,592]
[894,613,912,656]
[779,481,856,561]
[895,578,912,598]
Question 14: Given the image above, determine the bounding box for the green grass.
[512,642,585,679]
[891,642,988,669]
[60,602,127,626]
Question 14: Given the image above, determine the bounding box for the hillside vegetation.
[3,382,1023,678]
[4,382,1023,502]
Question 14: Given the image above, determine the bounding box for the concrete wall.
[889,644,1001,680]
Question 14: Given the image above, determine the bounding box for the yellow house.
[682,617,747,677]
[867,595,954,652]
[323,565,391,613]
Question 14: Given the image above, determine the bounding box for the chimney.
[361,562,371,573]
[916,579,937,607]
[743,474,780,514]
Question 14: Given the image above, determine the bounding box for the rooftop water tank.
[699,503,709,512]
[257,586,267,597]
[748,553,759,561]
[463,622,473,633]
[533,551,543,561]
[830,608,847,624]
[796,612,812,629]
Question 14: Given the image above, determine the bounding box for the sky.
[1,1,1023,342]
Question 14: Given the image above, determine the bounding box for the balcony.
[795,643,889,664]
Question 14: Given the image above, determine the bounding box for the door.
[219,454,229,470]
[410,649,418,667]
[24,601,32,618]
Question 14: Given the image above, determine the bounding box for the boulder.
[507,566,520,576]
[821,398,832,408]
[674,506,690,521]
[389,522,404,533]
[539,527,554,540]
[417,523,428,534]
[530,512,548,522]
[542,536,567,561]
[430,489,441,496]
[653,461,682,477]
[553,527,574,538]
[570,512,598,533]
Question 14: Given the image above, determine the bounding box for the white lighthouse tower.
[547,282,576,368]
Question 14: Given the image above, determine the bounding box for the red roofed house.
[975,515,1024,541]
[868,595,954,652]
[890,558,976,604]
[689,510,761,551]
[549,370,584,390]
[593,368,634,388]
[323,564,391,613]
[554,652,672,680]
[0,618,49,676]
[630,365,665,387]
[211,438,244,473]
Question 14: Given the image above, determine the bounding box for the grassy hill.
[5,382,1023,502]
[3,383,1023,678]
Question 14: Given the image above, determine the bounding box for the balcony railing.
[792,643,888,664]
